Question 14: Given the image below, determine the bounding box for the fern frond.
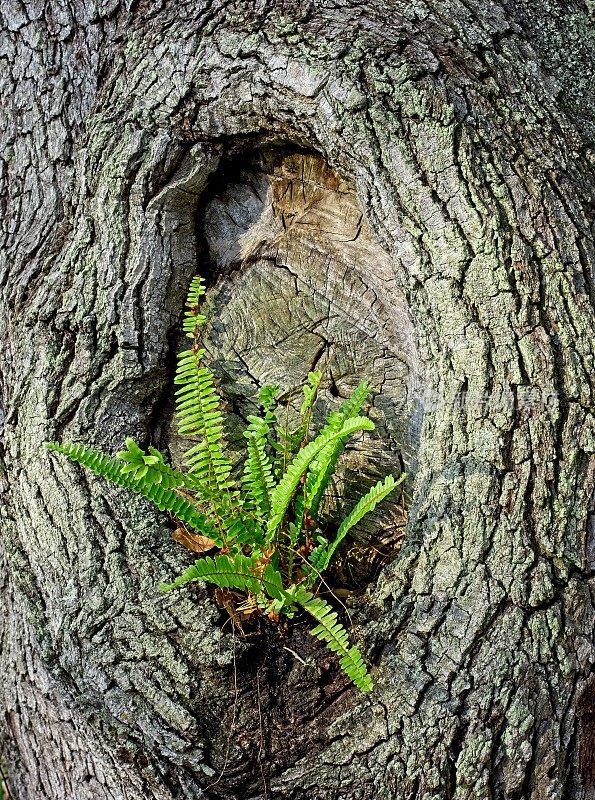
[309,473,404,576]
[186,275,207,306]
[281,370,322,462]
[160,552,286,599]
[289,586,373,692]
[46,442,222,544]
[334,379,372,422]
[116,437,189,489]
[305,380,372,518]
[241,415,276,517]
[259,384,280,418]
[267,416,375,540]
[160,552,261,593]
[174,347,234,496]
[299,371,322,418]
[183,276,207,338]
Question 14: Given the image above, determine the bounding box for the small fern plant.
[46,276,405,692]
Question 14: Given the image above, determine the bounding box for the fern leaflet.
[309,473,404,576]
[241,415,276,517]
[267,416,375,540]
[46,441,222,544]
[289,586,373,692]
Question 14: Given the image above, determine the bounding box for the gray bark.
[1,2,595,799]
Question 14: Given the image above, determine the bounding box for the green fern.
[292,379,373,542]
[160,555,372,692]
[291,370,322,446]
[305,380,372,518]
[46,275,407,693]
[46,441,222,544]
[159,552,262,593]
[288,586,373,692]
[174,347,234,495]
[267,416,375,541]
[274,373,321,472]
[242,414,276,517]
[182,275,207,337]
[308,473,405,579]
[259,384,280,417]
[117,437,186,488]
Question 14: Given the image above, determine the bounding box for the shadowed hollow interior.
[165,148,423,588]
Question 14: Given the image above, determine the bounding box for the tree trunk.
[2,2,595,798]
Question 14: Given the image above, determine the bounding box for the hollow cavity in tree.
[168,149,422,588]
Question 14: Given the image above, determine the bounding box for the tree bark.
[1,2,595,798]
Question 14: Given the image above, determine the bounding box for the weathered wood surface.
[1,2,595,799]
[197,151,416,545]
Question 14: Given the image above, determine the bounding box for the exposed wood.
[196,150,415,544]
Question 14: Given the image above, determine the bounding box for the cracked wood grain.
[193,150,417,545]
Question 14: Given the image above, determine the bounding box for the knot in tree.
[1,3,595,800]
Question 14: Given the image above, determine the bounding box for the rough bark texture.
[1,2,595,799]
